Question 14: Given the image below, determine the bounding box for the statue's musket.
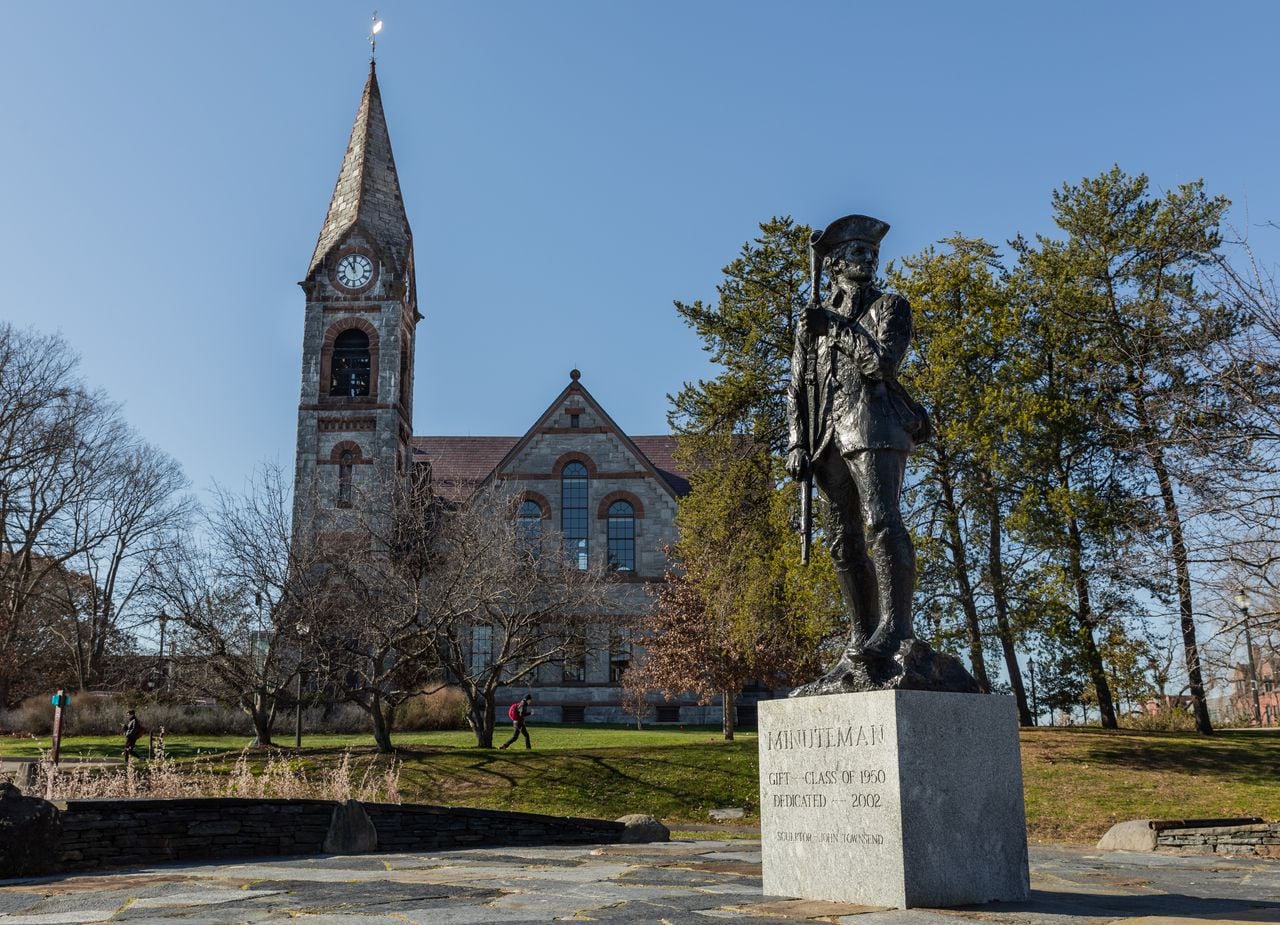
[799,239,821,566]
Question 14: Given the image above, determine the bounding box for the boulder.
[323,799,378,854]
[1097,820,1157,852]
[615,813,670,843]
[0,782,63,876]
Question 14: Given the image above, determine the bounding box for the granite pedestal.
[758,689,1029,909]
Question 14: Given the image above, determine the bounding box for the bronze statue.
[787,214,978,696]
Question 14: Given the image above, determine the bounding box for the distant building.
[1228,648,1280,725]
[290,63,763,726]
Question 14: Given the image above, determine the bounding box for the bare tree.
[0,324,127,705]
[314,477,609,751]
[155,465,318,744]
[51,441,191,690]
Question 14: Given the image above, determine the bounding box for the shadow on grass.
[1072,729,1280,783]
[396,742,759,821]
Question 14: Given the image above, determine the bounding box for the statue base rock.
[758,690,1029,908]
[790,639,981,697]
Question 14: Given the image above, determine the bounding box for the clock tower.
[293,61,418,545]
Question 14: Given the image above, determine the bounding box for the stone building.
[292,61,418,545]
[1228,649,1280,726]
[293,64,755,725]
[414,370,708,724]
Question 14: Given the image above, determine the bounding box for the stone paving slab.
[1,842,1278,924]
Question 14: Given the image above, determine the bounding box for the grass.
[6,724,1280,845]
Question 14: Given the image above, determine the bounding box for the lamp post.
[1028,658,1038,727]
[295,622,310,749]
[157,610,169,692]
[1235,591,1263,725]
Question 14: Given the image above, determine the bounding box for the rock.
[0,783,63,877]
[791,638,982,697]
[709,807,744,821]
[323,800,378,854]
[616,814,669,843]
[1097,820,1158,852]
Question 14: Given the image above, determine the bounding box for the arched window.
[561,462,588,569]
[330,330,371,396]
[607,500,635,571]
[337,450,354,507]
[517,500,543,549]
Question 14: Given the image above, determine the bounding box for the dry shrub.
[1125,706,1198,732]
[0,694,250,737]
[0,693,453,738]
[394,687,467,731]
[9,738,402,804]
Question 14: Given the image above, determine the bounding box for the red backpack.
[508,702,522,722]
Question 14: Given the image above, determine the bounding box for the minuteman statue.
[787,214,977,696]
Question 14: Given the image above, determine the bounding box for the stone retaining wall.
[2,792,625,877]
[1154,820,1280,857]
[1097,817,1278,857]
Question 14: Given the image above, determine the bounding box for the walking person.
[499,694,533,750]
[122,709,145,762]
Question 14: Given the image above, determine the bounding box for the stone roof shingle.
[307,61,412,279]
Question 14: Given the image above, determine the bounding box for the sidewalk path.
[1,841,1277,924]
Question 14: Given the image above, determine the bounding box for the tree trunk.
[466,687,496,748]
[936,453,991,692]
[249,692,275,747]
[370,692,394,754]
[982,478,1031,724]
[722,690,735,741]
[1065,514,1117,729]
[1138,425,1214,735]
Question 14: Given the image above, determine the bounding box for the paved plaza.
[0,840,1277,924]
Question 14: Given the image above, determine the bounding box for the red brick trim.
[552,452,598,477]
[597,491,645,519]
[500,470,646,482]
[326,440,368,465]
[319,318,380,402]
[318,417,376,432]
[516,490,552,519]
[542,426,609,435]
[323,304,383,313]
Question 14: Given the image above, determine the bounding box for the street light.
[157,610,169,692]
[1235,590,1263,725]
[295,621,310,749]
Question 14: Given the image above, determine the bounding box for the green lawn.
[6,724,1280,845]
[0,724,729,760]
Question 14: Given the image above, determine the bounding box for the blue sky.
[2,1,1277,496]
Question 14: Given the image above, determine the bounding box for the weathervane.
[369,11,383,61]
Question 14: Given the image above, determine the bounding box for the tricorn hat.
[810,214,890,256]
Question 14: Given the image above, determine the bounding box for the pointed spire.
[307,61,412,279]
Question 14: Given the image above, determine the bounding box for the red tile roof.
[629,436,691,496]
[412,434,690,500]
[411,437,519,501]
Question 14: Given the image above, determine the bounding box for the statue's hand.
[800,300,824,335]
[785,447,810,480]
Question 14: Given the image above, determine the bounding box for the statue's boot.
[860,524,916,657]
[789,655,867,696]
[833,563,876,653]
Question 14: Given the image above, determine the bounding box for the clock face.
[336,253,374,290]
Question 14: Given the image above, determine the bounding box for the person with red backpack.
[499,694,533,749]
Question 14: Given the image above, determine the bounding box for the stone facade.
[415,372,758,725]
[293,62,417,544]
